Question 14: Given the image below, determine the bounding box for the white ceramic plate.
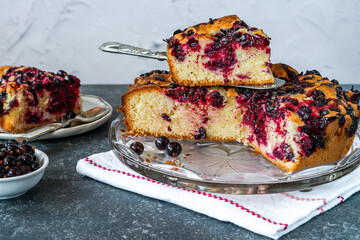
[0,95,113,140]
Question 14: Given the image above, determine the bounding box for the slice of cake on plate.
[0,66,82,133]
[165,15,274,86]
[120,64,360,172]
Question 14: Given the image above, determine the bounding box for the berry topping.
[165,85,208,104]
[186,29,194,36]
[155,136,170,150]
[298,106,312,120]
[166,142,182,157]
[282,97,299,105]
[161,113,171,122]
[348,116,359,137]
[130,142,144,155]
[140,72,151,77]
[350,90,360,104]
[166,85,227,109]
[57,70,67,77]
[65,110,77,119]
[272,143,294,162]
[187,37,199,50]
[194,127,206,140]
[233,68,356,158]
[173,29,182,35]
[169,83,179,88]
[168,38,185,61]
[207,91,225,107]
[305,70,321,76]
[233,20,249,28]
[338,113,345,127]
[320,109,330,117]
[202,25,269,77]
[64,75,73,83]
[153,75,167,82]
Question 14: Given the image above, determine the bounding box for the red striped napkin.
[76,150,360,239]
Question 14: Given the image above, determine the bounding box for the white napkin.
[76,151,360,239]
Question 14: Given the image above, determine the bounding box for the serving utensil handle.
[15,122,70,144]
[99,42,167,61]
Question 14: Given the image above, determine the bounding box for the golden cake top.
[170,15,269,42]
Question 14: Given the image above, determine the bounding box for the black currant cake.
[0,66,82,133]
[121,65,360,172]
[165,15,274,87]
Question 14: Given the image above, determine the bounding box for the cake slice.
[165,15,274,86]
[0,66,82,133]
[121,64,360,172]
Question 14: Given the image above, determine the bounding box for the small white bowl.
[0,149,49,199]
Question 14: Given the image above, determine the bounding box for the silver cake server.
[99,41,286,89]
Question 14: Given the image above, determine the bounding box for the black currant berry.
[6,139,19,146]
[19,165,32,175]
[66,110,76,119]
[19,153,34,165]
[130,142,144,155]
[8,167,20,177]
[4,156,16,166]
[19,144,35,154]
[166,142,182,157]
[155,136,170,150]
[30,162,40,171]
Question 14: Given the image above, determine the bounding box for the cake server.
[15,106,110,143]
[99,41,286,90]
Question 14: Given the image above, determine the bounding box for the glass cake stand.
[109,113,360,194]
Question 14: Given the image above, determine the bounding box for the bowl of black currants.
[0,140,49,199]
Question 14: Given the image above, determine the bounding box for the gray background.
[0,0,359,84]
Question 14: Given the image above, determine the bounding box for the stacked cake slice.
[166,15,274,86]
[121,15,360,172]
